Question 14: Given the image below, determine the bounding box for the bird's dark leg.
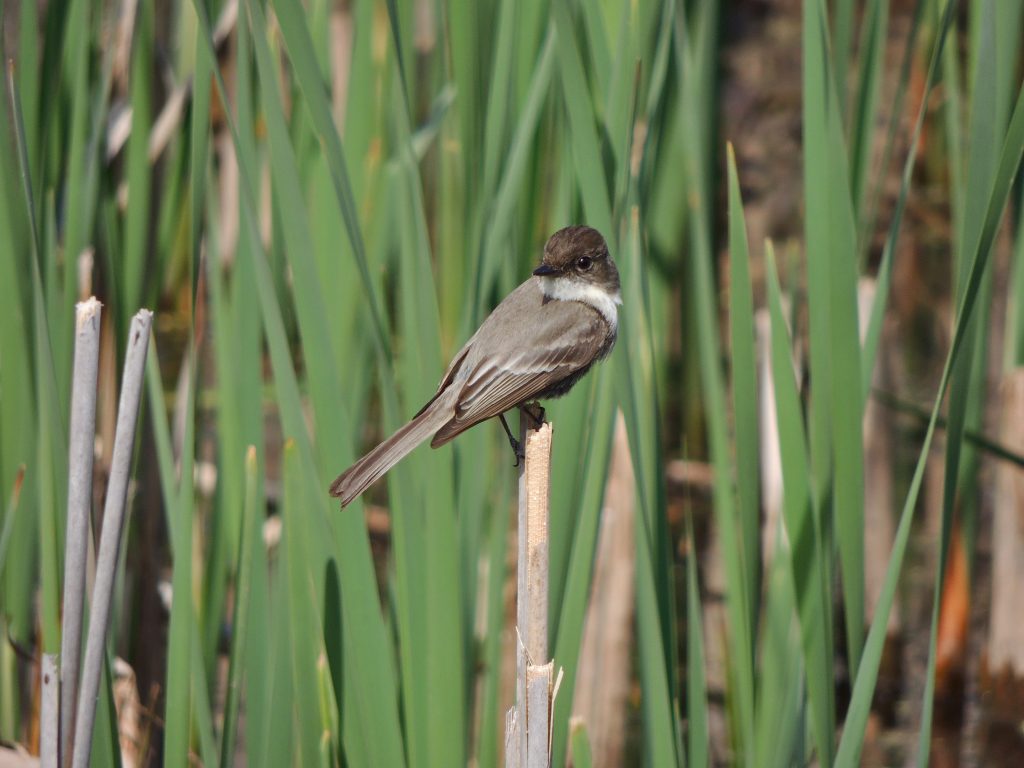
[499,413,524,466]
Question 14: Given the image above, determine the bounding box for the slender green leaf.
[802,0,864,687]
[726,143,761,633]
[764,240,835,765]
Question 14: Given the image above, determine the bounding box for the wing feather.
[430,315,608,446]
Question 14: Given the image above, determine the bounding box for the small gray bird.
[330,225,620,507]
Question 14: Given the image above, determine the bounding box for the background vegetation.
[1,0,1023,765]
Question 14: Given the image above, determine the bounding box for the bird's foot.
[499,413,525,466]
[521,402,546,430]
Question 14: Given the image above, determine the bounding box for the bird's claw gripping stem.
[499,413,525,466]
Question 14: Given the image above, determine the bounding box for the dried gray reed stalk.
[70,310,152,768]
[59,297,102,764]
[40,653,59,768]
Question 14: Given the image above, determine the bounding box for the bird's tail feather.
[329,403,450,507]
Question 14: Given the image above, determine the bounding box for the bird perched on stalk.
[330,225,620,507]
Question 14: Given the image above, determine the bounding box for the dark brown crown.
[543,225,609,268]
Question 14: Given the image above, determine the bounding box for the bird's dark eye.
[576,256,593,271]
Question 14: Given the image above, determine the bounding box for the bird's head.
[533,226,620,296]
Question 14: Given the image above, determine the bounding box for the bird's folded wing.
[430,316,607,446]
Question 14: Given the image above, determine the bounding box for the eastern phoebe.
[329,225,620,507]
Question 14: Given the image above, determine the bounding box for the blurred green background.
[1,0,1024,765]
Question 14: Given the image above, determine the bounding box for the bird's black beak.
[533,264,560,276]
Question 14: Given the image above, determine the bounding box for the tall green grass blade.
[802,0,864,683]
[219,447,258,767]
[753,524,803,768]
[831,0,855,119]
[0,85,37,715]
[726,143,761,633]
[764,241,835,765]
[282,441,332,766]
[8,53,67,654]
[36,312,62,655]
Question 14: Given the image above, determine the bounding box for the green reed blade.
[726,144,761,634]
[802,0,865,682]
[764,240,835,765]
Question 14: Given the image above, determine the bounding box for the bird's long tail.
[329,402,451,507]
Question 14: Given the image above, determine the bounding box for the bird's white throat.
[539,276,621,329]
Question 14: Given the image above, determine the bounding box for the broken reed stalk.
[987,369,1024,682]
[506,406,555,767]
[70,310,153,768]
[40,653,59,768]
[59,297,102,764]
